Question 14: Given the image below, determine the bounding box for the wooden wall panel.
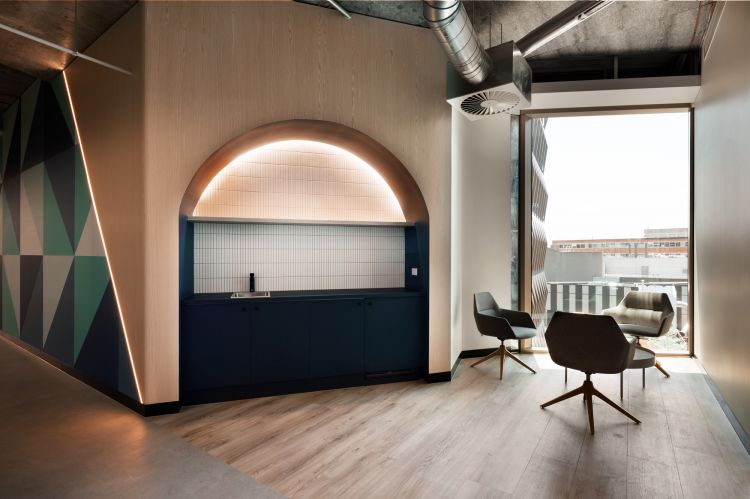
[694,2,750,434]
[65,1,450,402]
[64,5,147,400]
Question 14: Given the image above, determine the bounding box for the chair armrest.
[496,308,535,328]
[622,336,637,372]
[475,312,515,338]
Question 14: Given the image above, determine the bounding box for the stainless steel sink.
[230,291,271,299]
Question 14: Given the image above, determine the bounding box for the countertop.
[183,288,425,305]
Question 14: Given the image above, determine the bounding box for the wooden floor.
[154,355,750,498]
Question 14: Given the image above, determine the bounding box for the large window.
[528,111,691,354]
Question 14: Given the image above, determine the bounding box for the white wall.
[452,111,514,352]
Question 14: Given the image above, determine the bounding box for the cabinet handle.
[254,306,259,311]
[241,307,247,312]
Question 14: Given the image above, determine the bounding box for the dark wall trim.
[427,347,512,383]
[0,331,179,417]
[426,371,452,383]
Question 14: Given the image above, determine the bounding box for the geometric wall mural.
[0,76,137,400]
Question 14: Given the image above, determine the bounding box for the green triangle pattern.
[1,100,18,180]
[19,80,41,167]
[73,148,91,249]
[2,265,18,337]
[73,256,110,361]
[49,74,76,142]
[2,191,19,255]
[43,167,73,255]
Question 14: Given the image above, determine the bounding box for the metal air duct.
[423,0,493,85]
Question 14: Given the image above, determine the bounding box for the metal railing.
[533,280,689,352]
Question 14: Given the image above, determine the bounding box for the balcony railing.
[533,280,689,352]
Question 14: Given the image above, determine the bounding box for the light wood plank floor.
[154,355,750,498]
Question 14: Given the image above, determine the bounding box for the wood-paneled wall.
[64,6,147,399]
[67,1,451,403]
[694,2,750,435]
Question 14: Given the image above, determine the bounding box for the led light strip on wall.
[62,72,144,403]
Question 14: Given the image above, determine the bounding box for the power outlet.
[411,267,418,277]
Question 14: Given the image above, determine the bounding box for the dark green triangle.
[2,189,19,255]
[73,148,91,249]
[2,265,18,337]
[1,100,19,180]
[73,256,110,361]
[43,167,73,255]
[19,80,40,168]
[49,74,76,143]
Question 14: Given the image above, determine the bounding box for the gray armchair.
[603,291,674,379]
[541,311,640,435]
[471,292,537,380]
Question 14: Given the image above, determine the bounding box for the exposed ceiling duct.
[422,0,493,85]
[516,1,615,57]
[423,0,613,119]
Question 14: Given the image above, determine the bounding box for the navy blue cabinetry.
[309,299,364,377]
[250,301,310,384]
[181,303,252,391]
[181,290,426,404]
[364,296,424,374]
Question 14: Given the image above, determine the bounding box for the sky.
[541,112,690,243]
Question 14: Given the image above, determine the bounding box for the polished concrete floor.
[0,337,281,499]
[156,355,750,499]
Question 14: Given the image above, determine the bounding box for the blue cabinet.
[364,296,424,373]
[309,299,364,377]
[181,303,251,391]
[181,292,425,403]
[250,301,310,384]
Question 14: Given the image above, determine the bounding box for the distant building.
[551,228,688,257]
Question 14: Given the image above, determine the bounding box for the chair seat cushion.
[620,324,661,337]
[511,326,537,339]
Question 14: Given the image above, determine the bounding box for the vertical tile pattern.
[193,223,405,293]
[193,141,405,223]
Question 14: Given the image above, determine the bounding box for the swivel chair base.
[541,374,641,435]
[470,340,536,380]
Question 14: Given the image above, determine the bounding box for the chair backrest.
[474,292,498,316]
[545,311,635,374]
[619,291,674,336]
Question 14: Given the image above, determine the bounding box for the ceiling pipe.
[325,0,351,20]
[0,21,131,75]
[516,1,614,57]
[423,0,493,85]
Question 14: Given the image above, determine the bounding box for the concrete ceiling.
[297,1,713,58]
[0,0,135,111]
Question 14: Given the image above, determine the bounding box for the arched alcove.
[178,120,430,402]
[180,120,428,224]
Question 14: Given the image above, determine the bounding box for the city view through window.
[532,112,691,353]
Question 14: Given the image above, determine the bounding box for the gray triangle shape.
[74,207,105,257]
[20,163,44,255]
[4,255,20,331]
[42,255,73,346]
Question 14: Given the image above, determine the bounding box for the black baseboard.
[425,371,451,383]
[702,370,750,455]
[0,331,180,417]
[460,348,497,359]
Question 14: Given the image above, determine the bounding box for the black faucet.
[249,273,255,292]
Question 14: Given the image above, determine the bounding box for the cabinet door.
[364,296,424,373]
[250,301,310,384]
[309,299,364,378]
[182,304,252,391]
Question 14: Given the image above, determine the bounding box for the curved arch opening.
[193,139,406,224]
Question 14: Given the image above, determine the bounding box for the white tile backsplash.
[193,223,405,293]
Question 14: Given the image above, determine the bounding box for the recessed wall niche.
[193,140,406,223]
